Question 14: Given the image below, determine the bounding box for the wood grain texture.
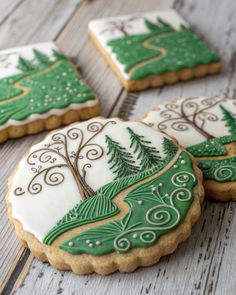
[1,0,236,293]
[0,0,84,292]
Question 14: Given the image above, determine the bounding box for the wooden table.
[1,0,236,294]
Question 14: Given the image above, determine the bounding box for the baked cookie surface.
[7,118,204,275]
[0,42,99,142]
[89,10,221,91]
[143,96,236,201]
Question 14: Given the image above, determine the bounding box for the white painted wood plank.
[0,0,23,24]
[0,0,83,49]
[0,0,84,290]
[3,0,236,294]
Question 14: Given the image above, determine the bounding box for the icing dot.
[88,243,94,248]
[133,234,138,239]
[181,160,186,165]
[96,241,101,246]
[165,193,169,197]
[68,242,74,247]
[86,240,91,244]
[138,200,143,205]
[183,183,187,187]
[174,165,178,168]
[159,183,163,187]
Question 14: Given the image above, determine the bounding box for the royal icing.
[143,96,236,183]
[0,42,97,130]
[9,118,198,256]
[89,10,220,81]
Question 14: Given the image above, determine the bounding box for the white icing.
[0,42,98,131]
[0,42,58,79]
[88,9,188,80]
[9,118,175,241]
[0,98,98,131]
[143,96,236,147]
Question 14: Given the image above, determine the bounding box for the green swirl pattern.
[60,151,197,256]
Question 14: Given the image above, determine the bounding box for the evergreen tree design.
[144,17,174,33]
[162,137,178,158]
[127,127,161,170]
[53,49,66,61]
[157,18,173,31]
[17,56,36,72]
[105,135,140,180]
[33,49,51,65]
[144,19,160,31]
[220,105,236,135]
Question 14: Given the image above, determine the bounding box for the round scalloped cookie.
[7,117,204,275]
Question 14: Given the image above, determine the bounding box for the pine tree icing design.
[127,127,161,170]
[220,105,236,135]
[90,11,220,80]
[145,97,236,183]
[60,152,196,255]
[106,135,140,179]
[10,118,199,256]
[0,42,95,127]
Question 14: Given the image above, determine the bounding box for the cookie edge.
[6,128,204,275]
[88,29,222,92]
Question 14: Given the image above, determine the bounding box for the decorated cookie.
[88,10,221,91]
[0,42,99,143]
[142,96,236,201]
[7,117,204,275]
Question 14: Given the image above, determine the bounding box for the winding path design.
[0,60,61,106]
[54,149,182,245]
[128,31,177,77]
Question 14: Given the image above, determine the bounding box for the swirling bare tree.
[14,120,116,199]
[157,97,228,139]
[101,17,139,36]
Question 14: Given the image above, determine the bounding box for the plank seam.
[0,0,25,27]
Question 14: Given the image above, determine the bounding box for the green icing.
[184,104,236,183]
[186,135,236,157]
[220,105,236,135]
[43,136,178,245]
[188,135,236,182]
[0,49,95,126]
[198,157,236,182]
[107,18,220,80]
[60,151,197,255]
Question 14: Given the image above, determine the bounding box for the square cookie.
[89,10,222,91]
[0,42,99,143]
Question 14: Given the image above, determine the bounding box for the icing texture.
[44,136,178,244]
[60,152,196,255]
[143,96,236,183]
[89,11,220,81]
[108,27,219,80]
[0,43,95,126]
[198,157,236,182]
[9,119,180,242]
